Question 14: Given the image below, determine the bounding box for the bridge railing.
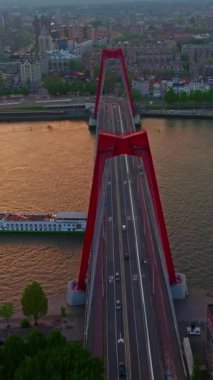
[83,166,109,345]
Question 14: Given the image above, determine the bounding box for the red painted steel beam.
[77,131,177,290]
[94,48,135,118]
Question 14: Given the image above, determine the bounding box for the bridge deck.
[85,97,186,380]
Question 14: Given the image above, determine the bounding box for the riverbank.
[0,109,89,122]
[0,288,213,348]
[140,109,213,119]
[0,292,85,343]
[0,107,212,123]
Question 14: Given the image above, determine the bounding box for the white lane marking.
[152,263,155,295]
[109,160,119,380]
[120,137,142,379]
[118,332,124,344]
[106,209,110,380]
[118,106,155,380]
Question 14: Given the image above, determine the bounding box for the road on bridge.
[85,96,186,380]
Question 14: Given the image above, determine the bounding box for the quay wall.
[0,108,212,123]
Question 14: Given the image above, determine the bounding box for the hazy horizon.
[0,0,198,8]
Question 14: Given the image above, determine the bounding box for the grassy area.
[136,98,213,110]
[0,104,44,111]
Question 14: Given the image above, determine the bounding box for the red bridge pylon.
[94,48,135,118]
[77,131,177,290]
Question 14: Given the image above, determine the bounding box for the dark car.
[124,253,129,260]
[119,362,126,377]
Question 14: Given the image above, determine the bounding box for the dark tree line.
[0,330,104,380]
[0,81,29,96]
[43,75,96,96]
[165,88,213,104]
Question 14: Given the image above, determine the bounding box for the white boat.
[0,211,87,233]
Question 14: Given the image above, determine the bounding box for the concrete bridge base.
[66,280,86,306]
[171,273,188,299]
[88,116,97,131]
[134,114,141,128]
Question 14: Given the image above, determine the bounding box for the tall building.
[0,15,4,29]
[40,57,49,75]
[39,26,53,58]
[12,12,23,28]
[33,14,51,51]
[20,60,41,84]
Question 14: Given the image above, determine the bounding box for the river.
[0,118,212,307]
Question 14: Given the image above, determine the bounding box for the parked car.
[187,323,201,336]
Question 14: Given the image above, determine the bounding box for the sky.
[1,0,172,7]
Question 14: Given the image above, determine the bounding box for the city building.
[153,81,161,98]
[56,38,68,50]
[0,15,4,29]
[132,78,150,97]
[74,40,93,56]
[20,60,41,84]
[40,57,49,75]
[39,26,54,58]
[33,14,51,50]
[48,50,80,73]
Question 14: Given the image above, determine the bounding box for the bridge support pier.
[133,114,141,127]
[170,273,188,299]
[88,116,97,131]
[66,280,86,306]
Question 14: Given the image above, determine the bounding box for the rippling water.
[0,119,212,306]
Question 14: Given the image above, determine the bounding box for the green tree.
[60,305,67,320]
[26,330,47,356]
[21,282,48,325]
[0,335,25,379]
[102,71,117,93]
[0,330,104,380]
[68,60,83,72]
[191,355,202,380]
[0,302,14,327]
[179,92,188,102]
[131,88,143,102]
[164,88,178,104]
[14,342,104,380]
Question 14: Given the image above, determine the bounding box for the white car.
[122,224,127,231]
[116,300,122,310]
[187,326,201,336]
[108,275,114,283]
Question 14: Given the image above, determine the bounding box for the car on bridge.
[119,362,126,377]
[116,300,122,310]
[124,252,129,260]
